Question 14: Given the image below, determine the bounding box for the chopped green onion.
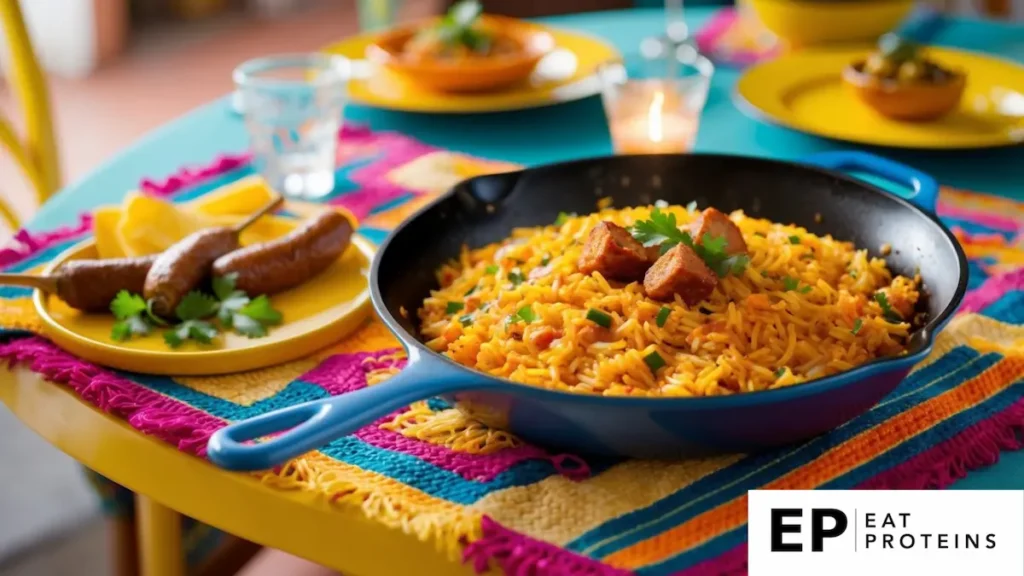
[774,367,787,378]
[761,270,769,277]
[849,270,859,279]
[459,314,474,327]
[851,318,863,335]
[516,305,536,323]
[782,276,811,294]
[541,254,551,266]
[655,306,671,328]
[508,270,525,286]
[445,301,464,314]
[789,235,801,244]
[644,351,666,373]
[586,308,612,328]
[554,211,576,226]
[485,264,499,274]
[464,285,477,296]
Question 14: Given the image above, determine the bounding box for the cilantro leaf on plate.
[217,291,251,326]
[110,290,146,320]
[212,273,239,301]
[175,291,219,322]
[238,295,283,325]
[111,315,150,342]
[231,314,268,339]
[164,320,218,348]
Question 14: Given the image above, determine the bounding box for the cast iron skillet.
[207,151,968,471]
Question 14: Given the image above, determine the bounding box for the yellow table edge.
[0,365,484,576]
[735,46,1024,150]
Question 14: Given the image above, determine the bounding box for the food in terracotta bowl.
[365,0,554,93]
[842,35,966,122]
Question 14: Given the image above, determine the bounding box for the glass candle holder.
[234,54,351,200]
[599,38,714,155]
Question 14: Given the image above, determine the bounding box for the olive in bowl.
[842,37,966,122]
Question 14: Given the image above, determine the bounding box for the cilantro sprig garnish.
[629,207,690,253]
[629,207,749,277]
[107,273,283,347]
[874,292,904,323]
[110,291,151,342]
[430,0,491,53]
[782,276,812,294]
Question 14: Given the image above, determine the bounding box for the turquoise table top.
[27,7,1024,488]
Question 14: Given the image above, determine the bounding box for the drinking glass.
[233,54,351,200]
[357,0,402,32]
[599,37,714,154]
[665,0,688,44]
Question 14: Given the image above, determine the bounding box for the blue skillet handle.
[207,349,482,471]
[803,151,940,214]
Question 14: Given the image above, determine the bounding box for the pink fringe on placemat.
[860,398,1024,490]
[140,153,251,197]
[0,214,93,269]
[0,337,223,456]
[673,544,748,576]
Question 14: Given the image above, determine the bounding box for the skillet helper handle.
[207,352,480,472]
[803,151,939,214]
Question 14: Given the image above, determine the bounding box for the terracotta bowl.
[366,15,555,93]
[842,61,966,122]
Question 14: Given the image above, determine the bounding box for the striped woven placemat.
[0,125,1021,575]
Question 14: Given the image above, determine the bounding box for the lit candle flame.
[647,90,665,143]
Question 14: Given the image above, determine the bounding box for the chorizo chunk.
[578,221,650,281]
[643,243,718,305]
[688,208,747,256]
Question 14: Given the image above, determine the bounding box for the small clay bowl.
[366,15,554,93]
[842,60,966,122]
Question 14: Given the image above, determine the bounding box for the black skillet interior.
[375,154,967,352]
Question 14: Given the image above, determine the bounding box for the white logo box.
[748,490,1024,576]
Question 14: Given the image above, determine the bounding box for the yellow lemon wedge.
[117,193,214,257]
[92,206,127,259]
[188,175,276,218]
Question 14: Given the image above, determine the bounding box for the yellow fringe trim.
[258,451,482,559]
[382,402,522,455]
[365,352,524,455]
[914,313,1024,370]
[0,297,44,333]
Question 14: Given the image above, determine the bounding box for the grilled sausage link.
[54,255,157,312]
[144,228,240,318]
[212,211,353,296]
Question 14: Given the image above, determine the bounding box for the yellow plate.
[736,47,1024,149]
[323,25,619,113]
[33,220,375,376]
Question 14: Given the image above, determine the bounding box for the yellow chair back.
[0,0,60,232]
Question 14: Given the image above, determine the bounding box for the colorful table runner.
[1,125,1022,575]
